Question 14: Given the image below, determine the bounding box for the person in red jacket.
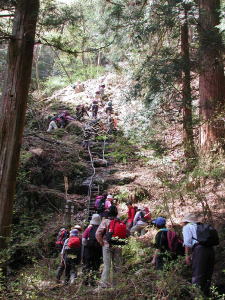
[126,202,137,230]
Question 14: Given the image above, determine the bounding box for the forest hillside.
[0,0,225,299]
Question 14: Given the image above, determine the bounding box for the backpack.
[56,229,68,246]
[167,230,185,256]
[97,198,106,213]
[67,236,81,248]
[86,225,101,248]
[195,223,219,247]
[106,219,127,246]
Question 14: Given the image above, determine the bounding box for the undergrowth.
[2,237,220,300]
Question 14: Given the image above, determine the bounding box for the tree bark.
[198,0,225,152]
[181,5,196,164]
[0,0,39,250]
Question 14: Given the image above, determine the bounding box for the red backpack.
[106,219,127,245]
[56,229,68,246]
[67,236,81,248]
[167,231,184,256]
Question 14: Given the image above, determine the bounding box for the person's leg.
[112,247,122,286]
[100,245,111,287]
[70,258,77,284]
[56,260,65,281]
[203,247,215,296]
[130,225,138,236]
[192,245,214,296]
[140,225,147,236]
[130,225,142,236]
[83,247,92,285]
[126,221,132,230]
[47,121,58,132]
[64,256,71,284]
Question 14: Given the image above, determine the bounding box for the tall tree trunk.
[0,0,39,250]
[198,0,225,152]
[181,5,196,164]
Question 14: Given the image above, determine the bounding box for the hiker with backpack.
[55,227,69,252]
[59,229,82,285]
[95,209,128,288]
[182,213,219,296]
[151,217,184,270]
[82,214,102,286]
[106,198,118,219]
[55,228,69,283]
[96,194,107,217]
[130,207,150,236]
[95,195,104,211]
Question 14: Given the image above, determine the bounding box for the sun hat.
[70,229,79,236]
[90,214,101,225]
[73,225,82,231]
[107,194,113,199]
[182,213,199,223]
[152,217,166,227]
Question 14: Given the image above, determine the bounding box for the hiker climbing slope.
[60,229,81,285]
[95,209,128,288]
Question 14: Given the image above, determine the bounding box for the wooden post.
[64,176,71,226]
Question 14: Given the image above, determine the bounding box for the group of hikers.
[47,82,116,133]
[55,193,219,296]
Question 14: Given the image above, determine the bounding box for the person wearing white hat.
[182,213,215,296]
[105,194,113,208]
[82,214,102,286]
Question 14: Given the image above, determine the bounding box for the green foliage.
[43,76,69,95]
[107,134,139,163]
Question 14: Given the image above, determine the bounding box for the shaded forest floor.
[3,72,225,299]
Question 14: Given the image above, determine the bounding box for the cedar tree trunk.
[0,0,39,250]
[181,5,196,163]
[199,0,225,152]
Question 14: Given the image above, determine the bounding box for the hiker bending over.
[47,115,62,132]
[60,229,81,285]
[96,194,107,217]
[58,111,75,128]
[130,207,150,236]
[95,209,128,289]
[151,217,184,270]
[82,214,102,286]
[55,228,69,252]
[182,214,219,296]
